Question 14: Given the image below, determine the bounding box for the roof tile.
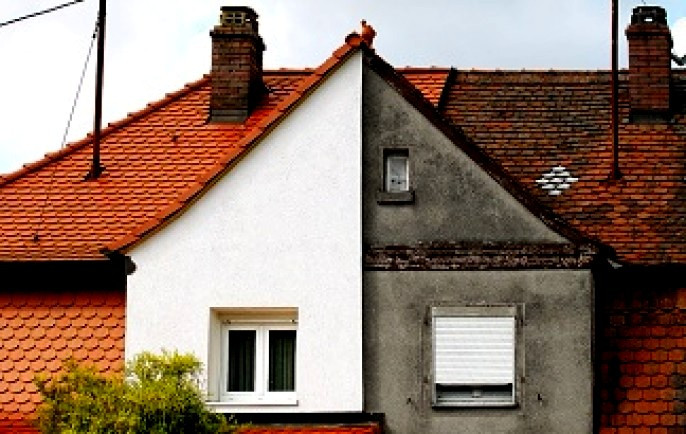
[441,70,685,264]
[0,290,125,424]
[0,40,681,266]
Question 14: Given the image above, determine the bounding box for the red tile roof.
[0,39,683,265]
[598,285,686,432]
[396,67,450,107]
[0,42,360,261]
[0,290,125,429]
[440,70,686,264]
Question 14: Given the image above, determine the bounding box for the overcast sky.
[1,0,685,174]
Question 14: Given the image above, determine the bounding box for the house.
[0,4,684,433]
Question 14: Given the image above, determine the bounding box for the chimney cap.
[219,6,259,16]
[631,6,667,25]
[218,6,259,29]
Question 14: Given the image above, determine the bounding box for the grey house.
[361,54,600,434]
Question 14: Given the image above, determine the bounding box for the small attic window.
[536,165,579,196]
[377,148,415,204]
[385,150,409,193]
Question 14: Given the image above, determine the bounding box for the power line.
[0,0,85,29]
[34,16,98,241]
[60,20,98,148]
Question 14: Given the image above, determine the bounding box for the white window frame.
[431,305,519,408]
[217,312,297,406]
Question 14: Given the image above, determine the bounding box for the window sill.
[376,190,415,204]
[207,398,298,411]
[432,401,517,409]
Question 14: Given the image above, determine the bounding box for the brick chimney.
[625,6,673,119]
[210,6,265,122]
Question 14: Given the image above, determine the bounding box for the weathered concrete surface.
[362,66,567,246]
[363,270,594,434]
[361,65,593,433]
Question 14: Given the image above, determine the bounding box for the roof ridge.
[264,68,315,74]
[396,67,452,72]
[0,75,210,188]
[453,69,617,74]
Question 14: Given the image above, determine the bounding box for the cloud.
[2,0,685,174]
[672,17,686,58]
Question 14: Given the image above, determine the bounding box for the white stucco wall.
[126,51,363,413]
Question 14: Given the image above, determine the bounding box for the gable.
[125,51,364,413]
[362,65,568,246]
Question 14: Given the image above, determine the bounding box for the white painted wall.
[126,51,363,413]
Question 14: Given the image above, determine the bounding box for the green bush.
[34,351,237,434]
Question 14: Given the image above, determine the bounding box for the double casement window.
[432,306,519,407]
[219,311,297,404]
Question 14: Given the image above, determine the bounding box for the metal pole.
[90,0,105,179]
[611,0,621,179]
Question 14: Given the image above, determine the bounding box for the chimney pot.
[631,6,667,25]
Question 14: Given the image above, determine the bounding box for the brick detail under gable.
[0,289,125,430]
[598,286,686,433]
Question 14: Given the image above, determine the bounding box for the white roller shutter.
[434,316,515,385]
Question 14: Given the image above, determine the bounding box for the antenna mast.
[610,0,621,179]
[88,0,105,179]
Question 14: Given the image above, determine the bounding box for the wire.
[34,15,98,241]
[0,0,85,29]
[60,20,98,148]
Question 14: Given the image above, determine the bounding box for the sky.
[1,0,685,174]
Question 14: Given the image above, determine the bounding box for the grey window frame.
[431,305,523,408]
[377,147,415,204]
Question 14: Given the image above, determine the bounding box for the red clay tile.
[0,290,125,426]
[442,70,685,264]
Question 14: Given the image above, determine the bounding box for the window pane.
[268,330,296,391]
[436,384,514,404]
[228,330,255,392]
[385,153,409,192]
[434,316,514,385]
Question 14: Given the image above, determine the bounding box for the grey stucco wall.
[363,270,594,434]
[362,66,566,245]
[361,66,594,433]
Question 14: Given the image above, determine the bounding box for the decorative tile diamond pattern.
[536,165,579,196]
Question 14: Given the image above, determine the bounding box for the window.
[218,310,297,404]
[377,148,414,204]
[432,306,518,407]
[384,150,409,192]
